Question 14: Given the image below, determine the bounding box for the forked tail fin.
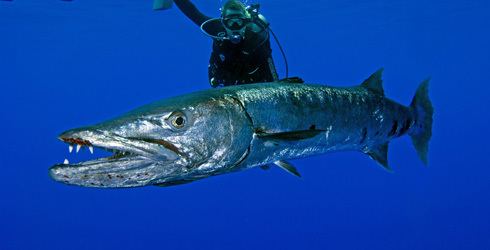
[409,78,434,165]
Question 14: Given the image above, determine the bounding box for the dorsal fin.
[364,143,392,171]
[361,68,385,96]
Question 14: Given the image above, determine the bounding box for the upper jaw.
[58,128,180,162]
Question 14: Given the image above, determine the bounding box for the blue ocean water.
[1,0,489,249]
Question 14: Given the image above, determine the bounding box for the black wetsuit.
[174,0,278,86]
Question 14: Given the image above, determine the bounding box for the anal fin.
[364,143,391,171]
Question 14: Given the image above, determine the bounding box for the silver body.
[233,83,412,169]
[50,71,431,188]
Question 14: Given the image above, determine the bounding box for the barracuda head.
[49,91,253,188]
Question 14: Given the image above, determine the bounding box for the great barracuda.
[49,69,433,188]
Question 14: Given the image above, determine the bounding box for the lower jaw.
[50,154,154,179]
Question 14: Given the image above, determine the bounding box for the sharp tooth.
[69,145,73,153]
[76,144,81,153]
[89,146,94,154]
[63,159,69,164]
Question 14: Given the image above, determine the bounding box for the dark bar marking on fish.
[388,120,398,137]
[360,127,368,144]
[398,119,412,136]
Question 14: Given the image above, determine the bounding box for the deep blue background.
[1,0,489,249]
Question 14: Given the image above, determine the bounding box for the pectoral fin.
[257,130,325,142]
[274,160,301,178]
[364,143,391,171]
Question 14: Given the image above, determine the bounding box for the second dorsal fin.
[361,68,385,96]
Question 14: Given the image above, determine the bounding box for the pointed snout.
[58,127,99,145]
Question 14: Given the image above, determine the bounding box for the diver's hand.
[153,0,173,10]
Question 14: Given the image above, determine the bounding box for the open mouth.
[53,129,182,167]
[49,129,183,188]
[58,137,140,166]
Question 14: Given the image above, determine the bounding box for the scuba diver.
[168,0,280,87]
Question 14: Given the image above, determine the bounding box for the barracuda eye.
[167,111,187,129]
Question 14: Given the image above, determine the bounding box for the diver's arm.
[173,0,211,26]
